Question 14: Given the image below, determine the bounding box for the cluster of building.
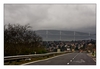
[42,39,96,53]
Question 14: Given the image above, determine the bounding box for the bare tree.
[4,24,46,56]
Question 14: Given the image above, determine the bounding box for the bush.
[4,24,45,56]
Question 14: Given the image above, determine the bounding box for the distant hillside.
[35,30,96,41]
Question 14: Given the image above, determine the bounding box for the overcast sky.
[4,4,96,34]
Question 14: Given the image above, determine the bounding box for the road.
[25,53,96,65]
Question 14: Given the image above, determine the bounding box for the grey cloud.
[4,4,96,33]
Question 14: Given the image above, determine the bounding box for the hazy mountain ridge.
[35,30,96,41]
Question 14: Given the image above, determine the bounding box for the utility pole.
[74,31,75,41]
[89,32,90,40]
[46,30,48,38]
[60,30,61,41]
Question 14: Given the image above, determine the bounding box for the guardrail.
[4,52,66,62]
